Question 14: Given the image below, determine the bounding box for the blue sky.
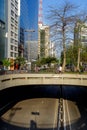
[43,0,87,24]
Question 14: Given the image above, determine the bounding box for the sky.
[42,0,87,57]
[43,0,87,25]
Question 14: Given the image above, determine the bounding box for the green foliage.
[36,57,58,66]
[66,45,78,66]
[45,57,58,64]
[81,45,87,63]
[65,44,87,68]
[2,59,11,68]
[40,30,45,57]
[15,57,25,65]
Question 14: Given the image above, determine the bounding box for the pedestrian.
[59,65,62,74]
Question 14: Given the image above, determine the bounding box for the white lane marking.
[65,100,72,130]
[53,99,58,130]
[63,100,66,130]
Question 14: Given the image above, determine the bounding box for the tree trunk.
[77,48,80,71]
[62,29,66,72]
[62,48,66,72]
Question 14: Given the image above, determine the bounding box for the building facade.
[5,0,20,61]
[0,0,6,61]
[26,41,38,62]
[20,0,39,60]
[74,22,87,46]
[38,25,50,59]
[49,41,55,57]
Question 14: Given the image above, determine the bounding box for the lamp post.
[24,29,35,62]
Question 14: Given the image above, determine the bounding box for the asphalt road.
[0,85,87,130]
[1,98,59,129]
[63,86,87,130]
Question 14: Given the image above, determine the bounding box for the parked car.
[65,64,74,72]
[82,63,87,72]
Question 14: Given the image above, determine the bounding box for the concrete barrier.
[0,74,87,90]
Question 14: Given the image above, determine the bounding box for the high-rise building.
[74,22,87,46]
[5,0,20,60]
[38,25,50,58]
[0,0,6,61]
[20,0,39,60]
[26,40,38,62]
[20,0,38,38]
[49,41,56,57]
[38,0,51,59]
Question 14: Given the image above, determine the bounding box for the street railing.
[0,74,87,90]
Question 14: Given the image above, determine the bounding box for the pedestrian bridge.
[0,73,87,90]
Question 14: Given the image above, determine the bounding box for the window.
[15,20,18,26]
[11,31,14,37]
[11,0,14,3]
[11,45,13,50]
[10,52,13,57]
[11,10,14,17]
[10,38,14,44]
[15,7,18,14]
[15,27,18,32]
[15,40,18,45]
[14,53,18,57]
[15,0,18,7]
[11,3,14,10]
[15,46,17,51]
[11,24,14,30]
[15,33,17,39]
[15,14,18,20]
[11,17,14,23]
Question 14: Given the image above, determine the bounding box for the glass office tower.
[0,0,5,61]
[20,0,38,40]
[20,0,39,60]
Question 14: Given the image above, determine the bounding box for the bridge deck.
[0,74,87,90]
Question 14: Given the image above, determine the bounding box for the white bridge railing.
[0,74,87,90]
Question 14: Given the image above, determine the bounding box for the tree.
[40,30,45,58]
[81,45,87,63]
[36,56,58,67]
[15,57,26,69]
[2,59,11,70]
[65,43,87,72]
[74,18,87,71]
[48,1,81,71]
[65,45,78,71]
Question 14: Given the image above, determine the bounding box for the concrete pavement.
[1,98,59,129]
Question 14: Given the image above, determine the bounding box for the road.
[63,86,87,130]
[0,85,87,130]
[0,98,60,130]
